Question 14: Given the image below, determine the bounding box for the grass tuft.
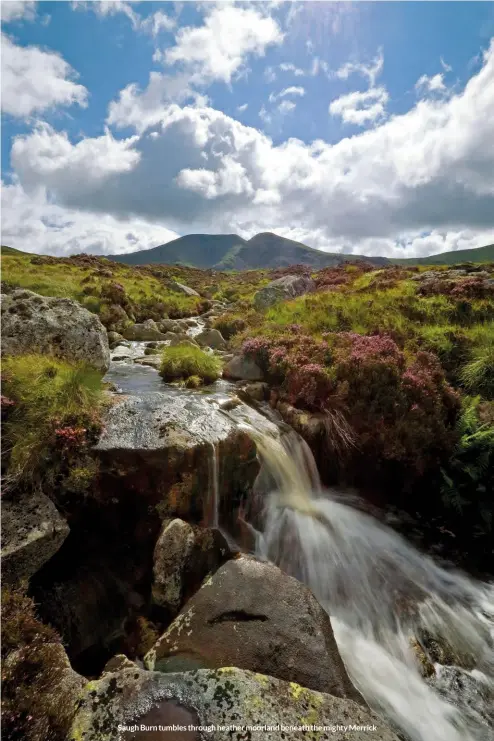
[159,345,222,384]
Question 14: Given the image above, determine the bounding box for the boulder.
[1,289,110,372]
[166,281,200,297]
[69,665,399,741]
[107,330,124,348]
[195,327,227,350]
[145,555,360,700]
[158,319,182,334]
[123,319,168,341]
[1,490,70,583]
[169,333,198,347]
[224,355,264,381]
[244,382,269,401]
[253,275,315,310]
[152,518,232,616]
[111,345,133,361]
[134,356,161,369]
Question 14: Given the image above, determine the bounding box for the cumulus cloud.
[72,1,140,29]
[334,48,384,87]
[329,87,389,126]
[1,1,37,22]
[6,39,494,257]
[1,180,179,256]
[415,72,447,96]
[1,34,88,118]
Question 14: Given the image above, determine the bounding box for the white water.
[207,442,220,529]
[239,421,494,741]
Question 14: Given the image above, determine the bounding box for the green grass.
[159,345,222,384]
[2,354,105,487]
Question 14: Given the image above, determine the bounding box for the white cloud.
[440,57,452,73]
[1,34,88,118]
[279,62,305,77]
[329,86,389,126]
[335,48,384,87]
[1,1,37,22]
[259,105,272,126]
[415,72,447,96]
[1,180,179,256]
[6,40,494,258]
[264,65,277,83]
[269,86,305,103]
[278,100,296,115]
[139,9,175,36]
[237,103,248,112]
[71,1,140,29]
[164,4,283,86]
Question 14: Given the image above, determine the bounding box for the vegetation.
[2,354,105,494]
[159,345,222,385]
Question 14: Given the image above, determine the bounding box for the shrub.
[2,355,104,491]
[212,313,246,340]
[159,345,222,384]
[460,330,494,399]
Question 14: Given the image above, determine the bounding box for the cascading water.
[207,441,220,529]
[237,420,494,741]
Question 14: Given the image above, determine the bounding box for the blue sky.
[2,1,494,258]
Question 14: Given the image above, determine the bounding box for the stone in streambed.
[223,354,264,381]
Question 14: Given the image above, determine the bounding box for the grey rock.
[244,382,269,401]
[152,518,231,615]
[1,490,69,583]
[158,319,182,334]
[167,281,200,297]
[69,666,399,741]
[169,333,198,347]
[111,345,133,361]
[123,319,168,341]
[195,327,227,350]
[146,555,361,700]
[107,331,124,348]
[1,289,110,372]
[253,275,315,310]
[134,356,161,369]
[224,355,264,381]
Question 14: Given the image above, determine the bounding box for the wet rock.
[152,518,232,616]
[195,328,227,350]
[223,355,264,381]
[428,665,494,731]
[94,394,260,522]
[253,275,315,310]
[1,289,110,372]
[169,334,198,347]
[244,382,269,401]
[123,320,168,341]
[146,555,361,700]
[166,281,200,297]
[102,654,138,674]
[108,331,125,348]
[134,356,162,369]
[1,490,69,583]
[112,345,133,361]
[69,666,399,741]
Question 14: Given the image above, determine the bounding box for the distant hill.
[106,232,389,269]
[391,244,494,266]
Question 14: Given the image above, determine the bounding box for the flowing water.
[237,420,494,741]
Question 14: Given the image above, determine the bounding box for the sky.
[1,0,494,259]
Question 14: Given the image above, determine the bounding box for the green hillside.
[392,244,494,266]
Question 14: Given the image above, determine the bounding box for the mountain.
[106,232,389,269]
[391,244,494,266]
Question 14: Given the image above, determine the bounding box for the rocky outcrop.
[1,289,110,372]
[166,281,200,297]
[1,491,70,583]
[145,555,360,700]
[69,665,399,741]
[253,274,315,310]
[195,328,227,350]
[123,319,168,341]
[224,355,264,381]
[152,518,232,616]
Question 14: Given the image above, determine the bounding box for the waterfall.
[238,420,494,741]
[206,441,220,529]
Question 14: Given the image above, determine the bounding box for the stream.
[104,329,494,741]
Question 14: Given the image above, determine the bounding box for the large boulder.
[195,327,227,350]
[166,281,200,297]
[1,289,110,372]
[123,319,168,341]
[1,490,70,583]
[224,355,264,381]
[254,274,315,310]
[69,665,399,741]
[152,518,232,616]
[145,555,360,700]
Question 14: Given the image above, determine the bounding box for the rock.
[195,328,227,350]
[3,642,86,741]
[134,356,162,369]
[107,330,124,348]
[169,334,198,347]
[253,275,315,310]
[1,491,70,583]
[69,666,399,741]
[146,555,360,700]
[123,319,168,341]
[184,318,199,327]
[94,394,266,522]
[244,382,269,401]
[152,518,232,616]
[224,355,264,381]
[158,319,182,333]
[111,345,133,361]
[1,289,110,372]
[102,654,137,674]
[167,281,200,297]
